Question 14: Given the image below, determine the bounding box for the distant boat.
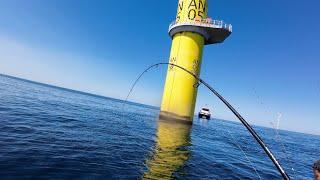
[198,107,211,120]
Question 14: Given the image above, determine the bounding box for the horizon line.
[1,73,319,137]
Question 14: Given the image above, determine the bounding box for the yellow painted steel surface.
[161,0,208,120]
[176,0,208,22]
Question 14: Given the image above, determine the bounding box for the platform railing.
[169,18,232,32]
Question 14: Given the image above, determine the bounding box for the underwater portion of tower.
[160,0,232,122]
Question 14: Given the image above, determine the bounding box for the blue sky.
[0,0,319,135]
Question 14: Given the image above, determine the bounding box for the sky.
[0,0,319,135]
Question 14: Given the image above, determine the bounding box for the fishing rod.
[133,62,290,179]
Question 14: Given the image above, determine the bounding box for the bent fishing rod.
[131,62,290,180]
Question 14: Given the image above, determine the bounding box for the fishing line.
[120,64,163,165]
[124,62,290,180]
[218,119,262,179]
[253,89,296,178]
[124,63,260,179]
[270,116,297,179]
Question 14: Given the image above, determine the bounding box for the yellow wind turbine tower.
[160,0,232,122]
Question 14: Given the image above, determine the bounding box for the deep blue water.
[0,74,319,179]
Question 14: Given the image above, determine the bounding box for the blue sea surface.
[0,74,319,179]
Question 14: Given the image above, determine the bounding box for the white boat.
[198,107,211,119]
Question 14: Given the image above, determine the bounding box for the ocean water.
[0,74,319,179]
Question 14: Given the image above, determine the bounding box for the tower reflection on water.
[143,118,192,179]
